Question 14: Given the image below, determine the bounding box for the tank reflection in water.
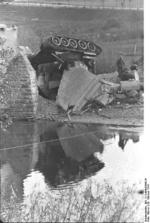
[35,123,105,188]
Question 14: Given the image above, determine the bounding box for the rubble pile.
[56,64,143,115]
[31,33,143,117]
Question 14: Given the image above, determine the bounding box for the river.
[0,121,146,222]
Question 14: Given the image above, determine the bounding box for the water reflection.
[0,121,142,203]
[118,131,140,150]
[35,123,105,187]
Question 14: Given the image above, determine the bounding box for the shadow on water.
[0,121,141,202]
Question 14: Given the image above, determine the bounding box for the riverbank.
[0,92,144,133]
[36,95,144,128]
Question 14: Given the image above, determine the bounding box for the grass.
[0,5,143,73]
[0,180,144,222]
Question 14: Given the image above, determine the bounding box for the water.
[0,121,145,222]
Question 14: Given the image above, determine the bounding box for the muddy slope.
[37,96,143,127]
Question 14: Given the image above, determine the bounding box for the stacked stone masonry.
[6,52,38,119]
[0,51,38,119]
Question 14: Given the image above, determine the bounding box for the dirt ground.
[36,95,144,127]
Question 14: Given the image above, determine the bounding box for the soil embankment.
[37,95,143,127]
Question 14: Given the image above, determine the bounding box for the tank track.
[41,34,102,57]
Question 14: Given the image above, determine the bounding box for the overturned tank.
[28,34,102,100]
[0,24,143,121]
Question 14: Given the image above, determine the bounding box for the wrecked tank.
[28,34,102,100]
[0,23,143,124]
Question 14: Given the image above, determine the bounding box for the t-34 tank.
[28,34,102,100]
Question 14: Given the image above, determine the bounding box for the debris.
[116,56,135,81]
[56,62,95,111]
[116,93,126,100]
[125,90,138,98]
[0,24,144,121]
[27,32,143,114]
[130,64,139,81]
[72,77,119,112]
[57,64,121,113]
[36,62,63,99]
[96,72,119,83]
[120,80,141,92]
[95,93,115,106]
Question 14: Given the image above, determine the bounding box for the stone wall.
[5,52,38,119]
[0,24,38,119]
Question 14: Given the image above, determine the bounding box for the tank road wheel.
[41,34,102,56]
[78,40,87,50]
[88,42,96,52]
[69,39,78,49]
[61,37,69,47]
[52,36,61,46]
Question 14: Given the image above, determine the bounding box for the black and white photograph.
[0,0,147,222]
